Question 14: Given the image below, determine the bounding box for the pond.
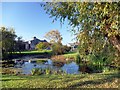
[13,57,80,74]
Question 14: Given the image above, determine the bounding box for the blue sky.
[2,2,76,45]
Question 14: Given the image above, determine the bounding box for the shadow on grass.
[48,75,86,82]
[62,76,86,83]
[68,72,119,88]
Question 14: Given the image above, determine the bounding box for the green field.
[13,50,76,56]
[63,52,77,59]
[13,50,52,54]
[2,71,119,88]
[11,50,52,55]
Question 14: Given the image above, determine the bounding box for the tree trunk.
[109,35,120,52]
[105,24,120,52]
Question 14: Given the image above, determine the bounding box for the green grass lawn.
[2,71,119,88]
[63,52,77,59]
[13,50,52,54]
[11,50,76,59]
[11,50,52,55]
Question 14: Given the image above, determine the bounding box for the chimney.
[33,37,36,40]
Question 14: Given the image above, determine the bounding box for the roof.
[69,42,79,46]
[25,37,47,44]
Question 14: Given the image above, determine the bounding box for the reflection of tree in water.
[2,59,15,67]
[78,65,94,74]
[53,61,64,67]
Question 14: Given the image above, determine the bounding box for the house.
[69,42,79,52]
[25,37,47,50]
[24,41,30,50]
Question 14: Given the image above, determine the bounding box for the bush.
[75,54,82,65]
[62,45,71,53]
[31,68,43,75]
[88,63,104,73]
[35,42,50,50]
[52,43,64,55]
[103,67,110,73]
[45,68,51,75]
[2,68,21,75]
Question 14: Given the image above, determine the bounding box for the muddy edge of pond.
[51,55,75,62]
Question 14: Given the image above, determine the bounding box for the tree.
[51,42,64,55]
[41,2,119,48]
[35,42,50,50]
[41,2,120,67]
[63,45,71,53]
[44,30,63,44]
[41,2,119,52]
[15,36,26,52]
[0,27,17,59]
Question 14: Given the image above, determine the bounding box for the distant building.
[24,41,30,50]
[25,37,47,50]
[69,42,79,51]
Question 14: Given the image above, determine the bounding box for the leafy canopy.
[41,2,120,66]
[0,27,17,59]
[44,30,63,44]
[41,2,119,51]
[35,42,50,50]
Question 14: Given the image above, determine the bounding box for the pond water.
[13,57,80,74]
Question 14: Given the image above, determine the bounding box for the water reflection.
[14,59,80,74]
[62,62,79,74]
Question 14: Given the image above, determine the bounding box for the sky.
[2,2,76,45]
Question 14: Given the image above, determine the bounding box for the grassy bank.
[6,50,53,59]
[2,71,119,88]
[8,51,76,60]
[12,50,52,55]
[63,52,77,59]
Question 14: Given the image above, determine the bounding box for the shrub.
[2,68,21,75]
[88,63,104,73]
[45,68,51,75]
[58,69,64,74]
[52,69,66,75]
[52,70,58,75]
[103,67,110,73]
[31,68,43,75]
[51,43,64,55]
[35,42,50,50]
[75,54,82,65]
[62,45,71,53]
